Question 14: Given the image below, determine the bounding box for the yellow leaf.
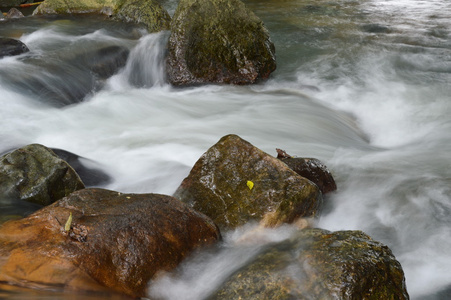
[247,180,254,190]
[65,212,73,232]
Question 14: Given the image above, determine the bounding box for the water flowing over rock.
[0,38,29,58]
[212,228,409,299]
[166,0,276,86]
[0,144,85,206]
[174,134,322,230]
[33,0,170,32]
[0,188,221,298]
[276,148,337,194]
[50,148,111,187]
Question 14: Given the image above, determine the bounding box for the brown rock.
[276,148,337,194]
[0,188,221,298]
[166,0,276,86]
[174,134,322,230]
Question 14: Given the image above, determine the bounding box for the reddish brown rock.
[0,188,220,298]
[276,148,337,194]
[174,134,322,230]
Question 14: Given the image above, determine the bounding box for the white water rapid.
[0,0,450,299]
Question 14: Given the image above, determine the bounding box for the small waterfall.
[108,32,169,89]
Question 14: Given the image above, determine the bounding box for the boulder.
[5,7,24,18]
[174,135,322,230]
[33,0,170,33]
[113,0,171,32]
[0,38,29,59]
[0,144,85,206]
[166,0,276,86]
[276,148,337,194]
[0,188,221,298]
[212,228,409,299]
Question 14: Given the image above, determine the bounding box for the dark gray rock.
[0,38,29,58]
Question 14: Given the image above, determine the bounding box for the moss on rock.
[167,0,276,85]
[212,228,409,300]
[174,134,322,230]
[0,144,85,206]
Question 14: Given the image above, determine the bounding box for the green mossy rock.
[33,0,120,15]
[212,228,409,300]
[167,0,276,85]
[0,144,85,206]
[114,0,170,32]
[174,134,322,230]
[33,0,170,32]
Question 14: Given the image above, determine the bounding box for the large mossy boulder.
[166,0,276,86]
[174,135,322,230]
[0,38,29,59]
[212,228,409,299]
[33,0,170,32]
[0,188,221,298]
[0,144,85,206]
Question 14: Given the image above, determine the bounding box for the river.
[0,0,450,299]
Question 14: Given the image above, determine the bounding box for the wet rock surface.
[166,0,276,86]
[0,38,29,58]
[212,228,409,300]
[0,144,85,206]
[0,188,221,298]
[276,148,337,194]
[174,134,322,230]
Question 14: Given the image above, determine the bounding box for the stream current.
[0,0,450,299]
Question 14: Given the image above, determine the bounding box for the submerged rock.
[50,148,111,187]
[33,0,170,33]
[174,134,322,230]
[0,188,221,298]
[276,148,337,194]
[166,0,276,86]
[0,38,29,58]
[0,144,85,206]
[213,228,409,300]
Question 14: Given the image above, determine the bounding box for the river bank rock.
[0,144,85,206]
[0,38,29,58]
[276,148,337,194]
[166,0,276,86]
[0,188,221,298]
[174,135,322,230]
[213,228,409,299]
[33,0,170,32]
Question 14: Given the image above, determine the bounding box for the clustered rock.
[0,135,409,299]
[0,0,409,298]
[1,0,276,86]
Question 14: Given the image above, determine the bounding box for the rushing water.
[0,0,450,299]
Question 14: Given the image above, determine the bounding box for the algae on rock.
[174,134,322,230]
[212,228,409,300]
[167,0,276,85]
[0,144,85,206]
